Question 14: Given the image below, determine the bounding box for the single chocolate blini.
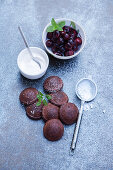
[49,91,68,106]
[43,119,64,141]
[43,76,63,93]
[59,103,79,125]
[42,103,59,122]
[26,102,43,120]
[19,87,38,105]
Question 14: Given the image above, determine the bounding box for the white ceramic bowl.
[17,47,49,79]
[42,18,86,60]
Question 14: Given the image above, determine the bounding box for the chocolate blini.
[59,103,79,125]
[49,91,68,106]
[43,76,63,93]
[19,87,38,105]
[43,119,64,141]
[42,103,59,122]
[26,102,43,120]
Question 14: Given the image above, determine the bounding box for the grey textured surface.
[0,0,113,170]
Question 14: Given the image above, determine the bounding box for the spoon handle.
[18,26,41,69]
[70,100,85,152]
[18,26,29,48]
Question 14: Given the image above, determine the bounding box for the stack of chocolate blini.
[19,76,79,141]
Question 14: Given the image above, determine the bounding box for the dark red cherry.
[57,37,64,45]
[68,39,74,47]
[65,43,72,51]
[51,46,56,53]
[51,37,57,43]
[75,37,82,46]
[73,46,78,52]
[65,50,74,56]
[54,43,59,49]
[46,40,52,47]
[70,28,77,37]
[53,30,60,39]
[64,33,70,41]
[59,46,65,53]
[73,30,77,37]
[51,45,57,53]
[70,33,76,40]
[47,32,53,39]
[60,31,66,36]
[52,43,59,52]
[63,26,70,33]
[54,52,63,56]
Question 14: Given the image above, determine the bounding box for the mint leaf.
[56,26,63,31]
[70,21,76,29]
[58,21,65,28]
[51,18,57,27]
[46,94,52,100]
[37,94,43,101]
[77,29,79,34]
[43,99,48,106]
[46,26,54,32]
[38,98,42,103]
[36,101,41,106]
[47,18,65,32]
[36,91,50,106]
[37,94,40,99]
[39,91,44,96]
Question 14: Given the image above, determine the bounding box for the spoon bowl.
[76,78,97,102]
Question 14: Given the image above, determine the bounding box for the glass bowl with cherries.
[42,18,86,60]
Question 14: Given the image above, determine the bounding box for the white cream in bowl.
[17,47,49,79]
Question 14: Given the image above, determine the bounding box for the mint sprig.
[46,94,52,100]
[36,91,52,106]
[46,18,65,32]
[70,21,76,29]
[70,21,80,34]
[58,21,65,28]
[46,26,54,32]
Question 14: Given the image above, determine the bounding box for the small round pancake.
[42,103,59,122]
[26,102,43,120]
[49,91,68,106]
[59,103,79,125]
[43,76,63,93]
[19,88,38,105]
[43,119,64,141]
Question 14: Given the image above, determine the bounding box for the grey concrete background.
[0,0,113,169]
